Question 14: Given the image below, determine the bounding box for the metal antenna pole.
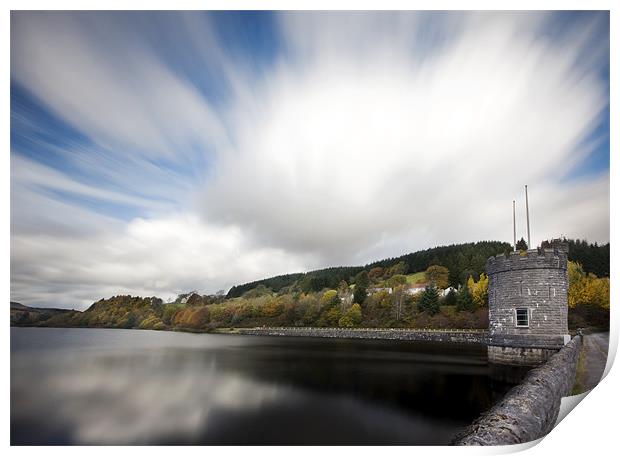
[525,185,531,249]
[513,200,516,251]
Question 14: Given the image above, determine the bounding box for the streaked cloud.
[10,11,609,308]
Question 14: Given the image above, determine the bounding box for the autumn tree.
[186,293,205,306]
[162,304,182,325]
[339,303,363,327]
[173,306,210,329]
[387,274,407,288]
[389,280,408,321]
[301,294,320,325]
[260,297,283,318]
[568,261,606,308]
[363,290,393,326]
[368,267,385,282]
[139,315,165,330]
[468,273,489,308]
[320,290,340,309]
[425,265,450,289]
[232,302,255,324]
[567,260,609,329]
[319,306,342,327]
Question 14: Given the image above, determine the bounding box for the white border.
[3,1,616,455]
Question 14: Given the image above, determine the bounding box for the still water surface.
[11,327,524,445]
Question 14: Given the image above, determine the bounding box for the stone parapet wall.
[238,327,487,344]
[454,335,582,445]
[486,249,567,275]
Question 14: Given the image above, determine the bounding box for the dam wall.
[238,327,487,344]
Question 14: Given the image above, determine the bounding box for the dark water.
[11,327,526,445]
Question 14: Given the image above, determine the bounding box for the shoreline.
[12,325,590,349]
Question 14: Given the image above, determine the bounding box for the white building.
[404,286,425,296]
[441,287,457,296]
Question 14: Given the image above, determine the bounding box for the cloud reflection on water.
[11,328,517,445]
[13,350,287,444]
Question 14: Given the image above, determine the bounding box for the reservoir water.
[11,327,526,445]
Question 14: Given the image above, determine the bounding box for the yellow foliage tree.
[467,273,489,308]
[467,275,475,293]
[568,261,610,310]
[320,290,339,308]
[173,306,210,329]
[262,297,284,318]
[339,303,363,327]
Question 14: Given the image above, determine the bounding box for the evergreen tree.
[353,270,369,304]
[456,285,475,312]
[566,239,609,277]
[418,284,440,315]
[444,288,457,306]
[516,237,528,251]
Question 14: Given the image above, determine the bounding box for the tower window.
[515,308,529,327]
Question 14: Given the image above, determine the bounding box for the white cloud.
[204,11,609,261]
[11,211,311,309]
[11,155,169,212]
[11,12,229,159]
[10,12,609,308]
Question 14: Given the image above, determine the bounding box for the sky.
[10,11,610,309]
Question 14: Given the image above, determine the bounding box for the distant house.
[441,287,457,297]
[367,287,393,295]
[404,286,425,296]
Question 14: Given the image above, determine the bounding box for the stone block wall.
[238,327,487,344]
[487,345,559,365]
[454,335,582,445]
[487,243,569,351]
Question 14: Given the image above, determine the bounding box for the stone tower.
[486,239,570,365]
